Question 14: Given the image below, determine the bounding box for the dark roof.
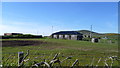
[52,31,83,35]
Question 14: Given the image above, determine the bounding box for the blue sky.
[1,2,118,36]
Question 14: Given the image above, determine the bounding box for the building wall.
[71,35,77,40]
[53,35,58,39]
[64,35,71,40]
[59,35,64,39]
[52,34,83,40]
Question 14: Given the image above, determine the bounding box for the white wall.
[53,35,58,39]
[59,35,63,39]
[71,35,77,40]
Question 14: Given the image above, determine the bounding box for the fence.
[2,50,120,68]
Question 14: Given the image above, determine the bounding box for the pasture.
[2,38,119,67]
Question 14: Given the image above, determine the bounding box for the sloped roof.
[52,31,83,35]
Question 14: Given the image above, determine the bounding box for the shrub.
[82,37,91,41]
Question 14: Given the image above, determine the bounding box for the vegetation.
[82,37,91,41]
[2,38,119,67]
[77,30,119,40]
[2,34,42,39]
[77,30,104,36]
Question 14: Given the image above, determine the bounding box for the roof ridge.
[52,31,82,35]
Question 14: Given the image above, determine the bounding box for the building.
[4,33,23,36]
[91,38,99,43]
[3,33,43,39]
[51,31,83,40]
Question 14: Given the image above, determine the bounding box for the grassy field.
[2,38,119,67]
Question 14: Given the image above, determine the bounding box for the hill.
[77,30,119,40]
[77,30,104,36]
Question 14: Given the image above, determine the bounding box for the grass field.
[2,38,119,67]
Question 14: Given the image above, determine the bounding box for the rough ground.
[2,40,47,47]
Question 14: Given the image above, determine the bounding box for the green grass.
[2,38,119,67]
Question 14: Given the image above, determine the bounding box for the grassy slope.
[77,30,119,40]
[2,38,118,66]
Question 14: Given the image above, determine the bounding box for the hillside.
[77,30,119,40]
[77,30,104,36]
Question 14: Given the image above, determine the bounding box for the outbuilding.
[4,33,23,36]
[51,31,83,40]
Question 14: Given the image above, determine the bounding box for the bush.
[82,37,91,41]
[2,34,42,39]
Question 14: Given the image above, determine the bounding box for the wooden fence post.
[71,59,78,68]
[18,52,24,66]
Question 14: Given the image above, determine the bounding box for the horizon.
[1,29,119,36]
[1,2,118,36]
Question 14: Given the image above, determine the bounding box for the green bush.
[82,37,91,41]
[3,35,13,38]
[2,34,42,39]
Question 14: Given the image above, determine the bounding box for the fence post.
[18,52,24,66]
[71,59,78,68]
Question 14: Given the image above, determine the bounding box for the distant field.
[2,38,119,67]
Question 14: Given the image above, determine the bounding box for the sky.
[2,0,119,2]
[1,2,118,36]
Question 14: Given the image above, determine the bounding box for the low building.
[4,33,23,36]
[91,38,99,43]
[51,31,83,40]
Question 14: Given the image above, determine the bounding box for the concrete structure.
[53,35,58,39]
[91,38,99,43]
[51,31,83,40]
[64,35,70,40]
[59,35,64,39]
[71,35,77,40]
